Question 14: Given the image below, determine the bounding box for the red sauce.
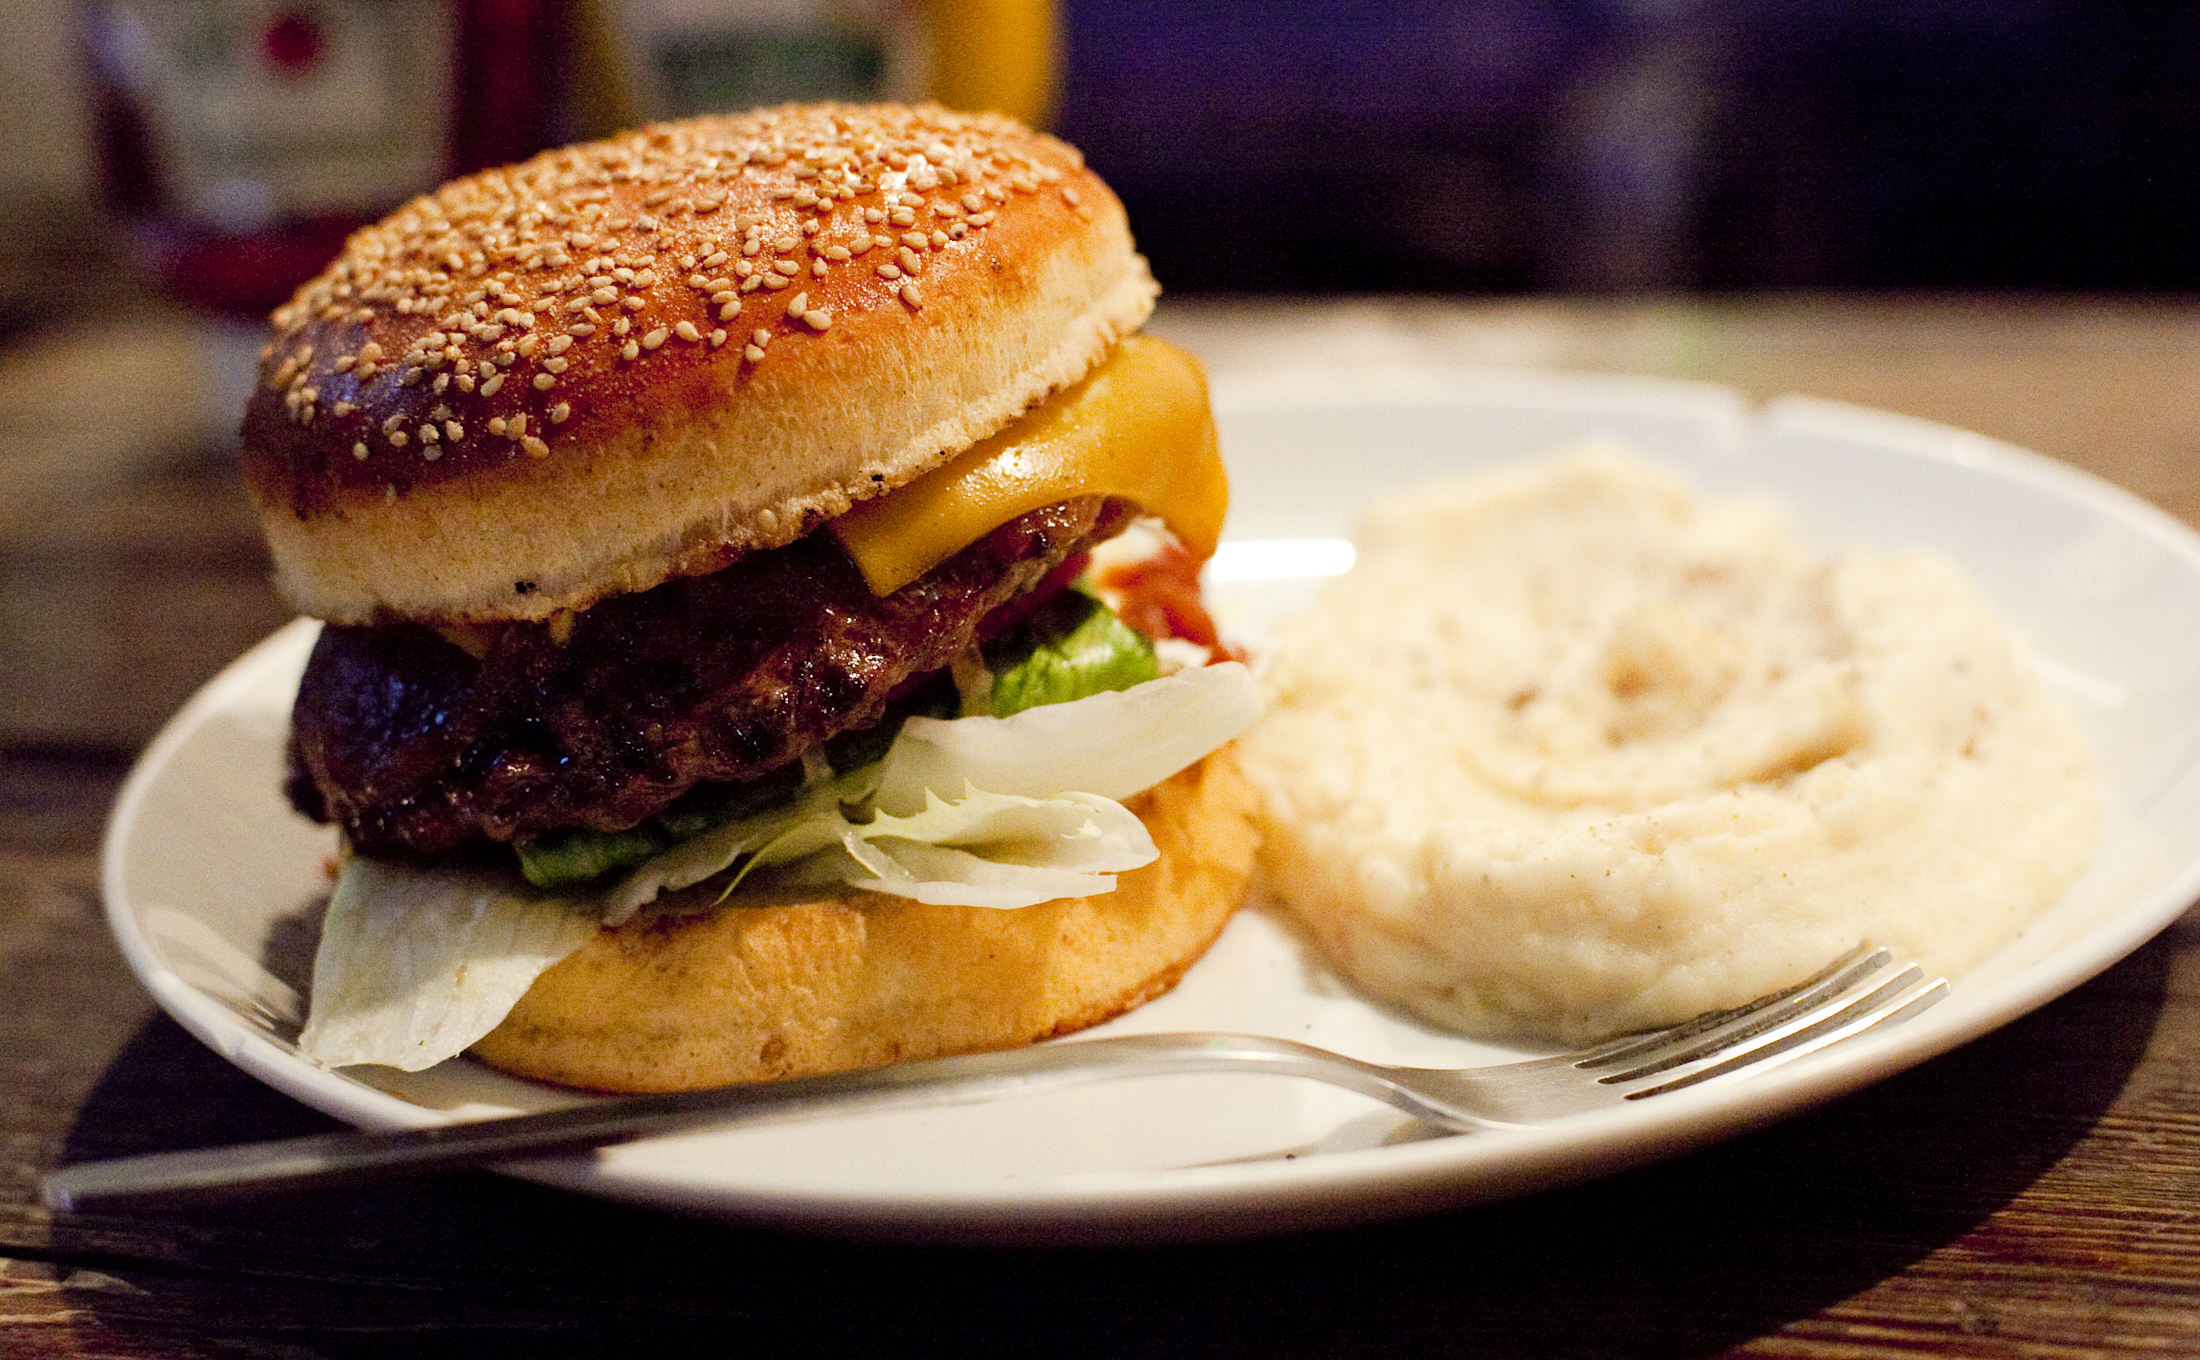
[1099,542,1246,663]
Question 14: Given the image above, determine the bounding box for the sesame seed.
[488,417,508,436]
[422,445,442,462]
[744,343,766,361]
[509,413,528,436]
[352,441,369,460]
[260,105,1097,473]
[445,420,464,441]
[550,402,571,423]
[641,327,669,349]
[523,435,550,458]
[621,340,640,360]
[752,328,771,347]
[389,430,409,447]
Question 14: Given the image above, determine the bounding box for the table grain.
[7,295,2200,1359]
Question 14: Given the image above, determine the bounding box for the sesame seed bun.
[466,748,1258,1093]
[241,103,1158,624]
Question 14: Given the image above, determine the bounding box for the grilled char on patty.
[289,496,1133,858]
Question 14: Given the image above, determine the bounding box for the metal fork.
[42,944,1943,1212]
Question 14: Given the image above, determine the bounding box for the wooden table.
[7,295,2200,1357]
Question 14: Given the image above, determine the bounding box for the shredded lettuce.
[830,787,1157,907]
[598,763,881,926]
[298,660,1263,1072]
[874,661,1261,815]
[297,857,600,1071]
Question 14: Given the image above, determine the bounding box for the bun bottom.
[468,750,1258,1092]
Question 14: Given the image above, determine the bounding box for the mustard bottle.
[921,0,1058,129]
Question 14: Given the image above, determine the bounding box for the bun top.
[241,104,1157,624]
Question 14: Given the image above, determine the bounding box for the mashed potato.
[1235,447,2099,1043]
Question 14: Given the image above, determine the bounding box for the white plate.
[102,369,2200,1243]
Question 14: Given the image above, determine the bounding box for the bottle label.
[91,0,454,232]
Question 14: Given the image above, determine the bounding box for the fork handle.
[40,1033,1439,1213]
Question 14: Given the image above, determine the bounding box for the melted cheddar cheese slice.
[831,334,1226,596]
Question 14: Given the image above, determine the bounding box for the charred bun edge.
[241,103,1159,624]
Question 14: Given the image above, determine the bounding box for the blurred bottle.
[922,0,1054,129]
[83,0,566,316]
[572,0,1055,134]
[84,0,1051,316]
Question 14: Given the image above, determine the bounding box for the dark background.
[33,0,2200,331]
[1052,0,2200,294]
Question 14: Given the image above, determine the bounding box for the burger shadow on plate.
[51,921,2170,1359]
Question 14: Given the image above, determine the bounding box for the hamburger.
[243,104,1261,1093]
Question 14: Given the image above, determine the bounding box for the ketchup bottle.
[83,0,565,316]
[84,0,1050,317]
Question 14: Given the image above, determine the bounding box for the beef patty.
[289,497,1133,858]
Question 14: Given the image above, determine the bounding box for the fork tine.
[1571,943,1890,1074]
[1603,963,1948,1099]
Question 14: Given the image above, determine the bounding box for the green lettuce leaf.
[983,588,1160,716]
